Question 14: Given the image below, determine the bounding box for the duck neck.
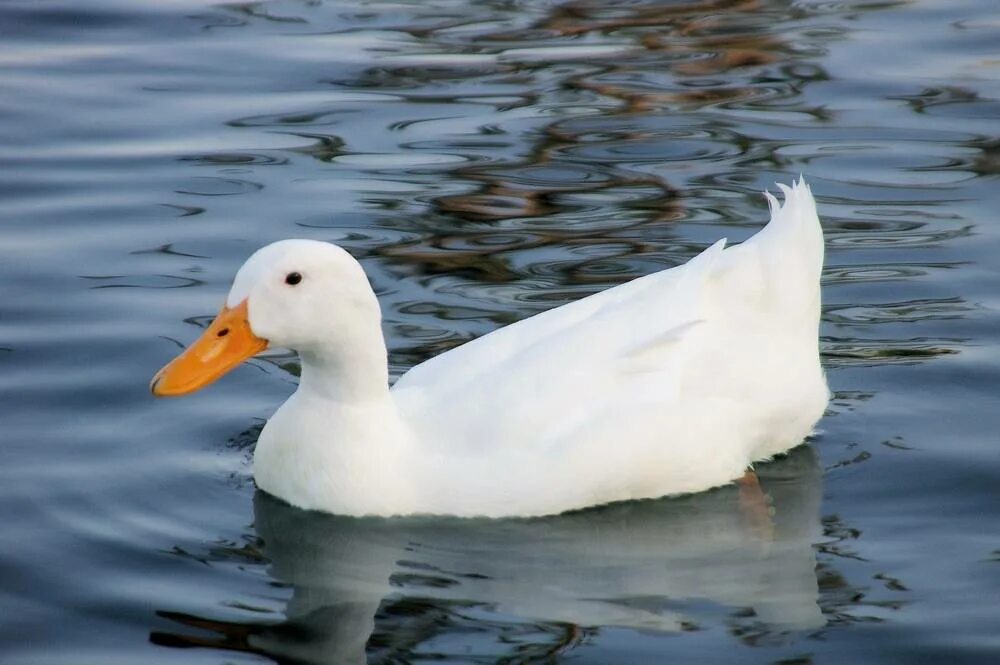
[257,320,417,516]
[296,326,391,405]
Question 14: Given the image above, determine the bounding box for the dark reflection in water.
[155,448,832,663]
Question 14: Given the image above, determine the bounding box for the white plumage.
[168,178,828,517]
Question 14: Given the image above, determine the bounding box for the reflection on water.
[156,447,826,663]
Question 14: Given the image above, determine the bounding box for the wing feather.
[392,240,728,448]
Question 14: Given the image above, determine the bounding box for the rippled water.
[2,0,999,662]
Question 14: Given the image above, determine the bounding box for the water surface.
[1,0,998,662]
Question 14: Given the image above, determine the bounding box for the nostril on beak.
[217,328,230,338]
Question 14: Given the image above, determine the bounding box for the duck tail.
[761,176,824,283]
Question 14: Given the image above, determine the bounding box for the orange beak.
[151,300,268,397]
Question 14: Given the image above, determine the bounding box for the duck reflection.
[154,445,824,663]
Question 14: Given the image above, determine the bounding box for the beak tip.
[150,368,174,397]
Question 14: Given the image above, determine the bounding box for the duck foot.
[736,470,775,541]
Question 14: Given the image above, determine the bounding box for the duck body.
[154,179,828,518]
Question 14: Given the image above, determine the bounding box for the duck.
[151,177,828,518]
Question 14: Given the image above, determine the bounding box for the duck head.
[151,239,381,397]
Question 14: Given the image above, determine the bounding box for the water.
[1,0,998,662]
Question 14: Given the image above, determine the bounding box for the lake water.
[2,0,998,662]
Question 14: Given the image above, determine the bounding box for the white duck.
[152,177,827,518]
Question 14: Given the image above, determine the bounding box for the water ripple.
[2,0,999,662]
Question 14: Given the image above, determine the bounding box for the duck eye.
[285,272,302,286]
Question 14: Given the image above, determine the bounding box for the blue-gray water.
[1,0,998,662]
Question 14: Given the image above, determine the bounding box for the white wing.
[391,239,726,447]
[392,178,824,463]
